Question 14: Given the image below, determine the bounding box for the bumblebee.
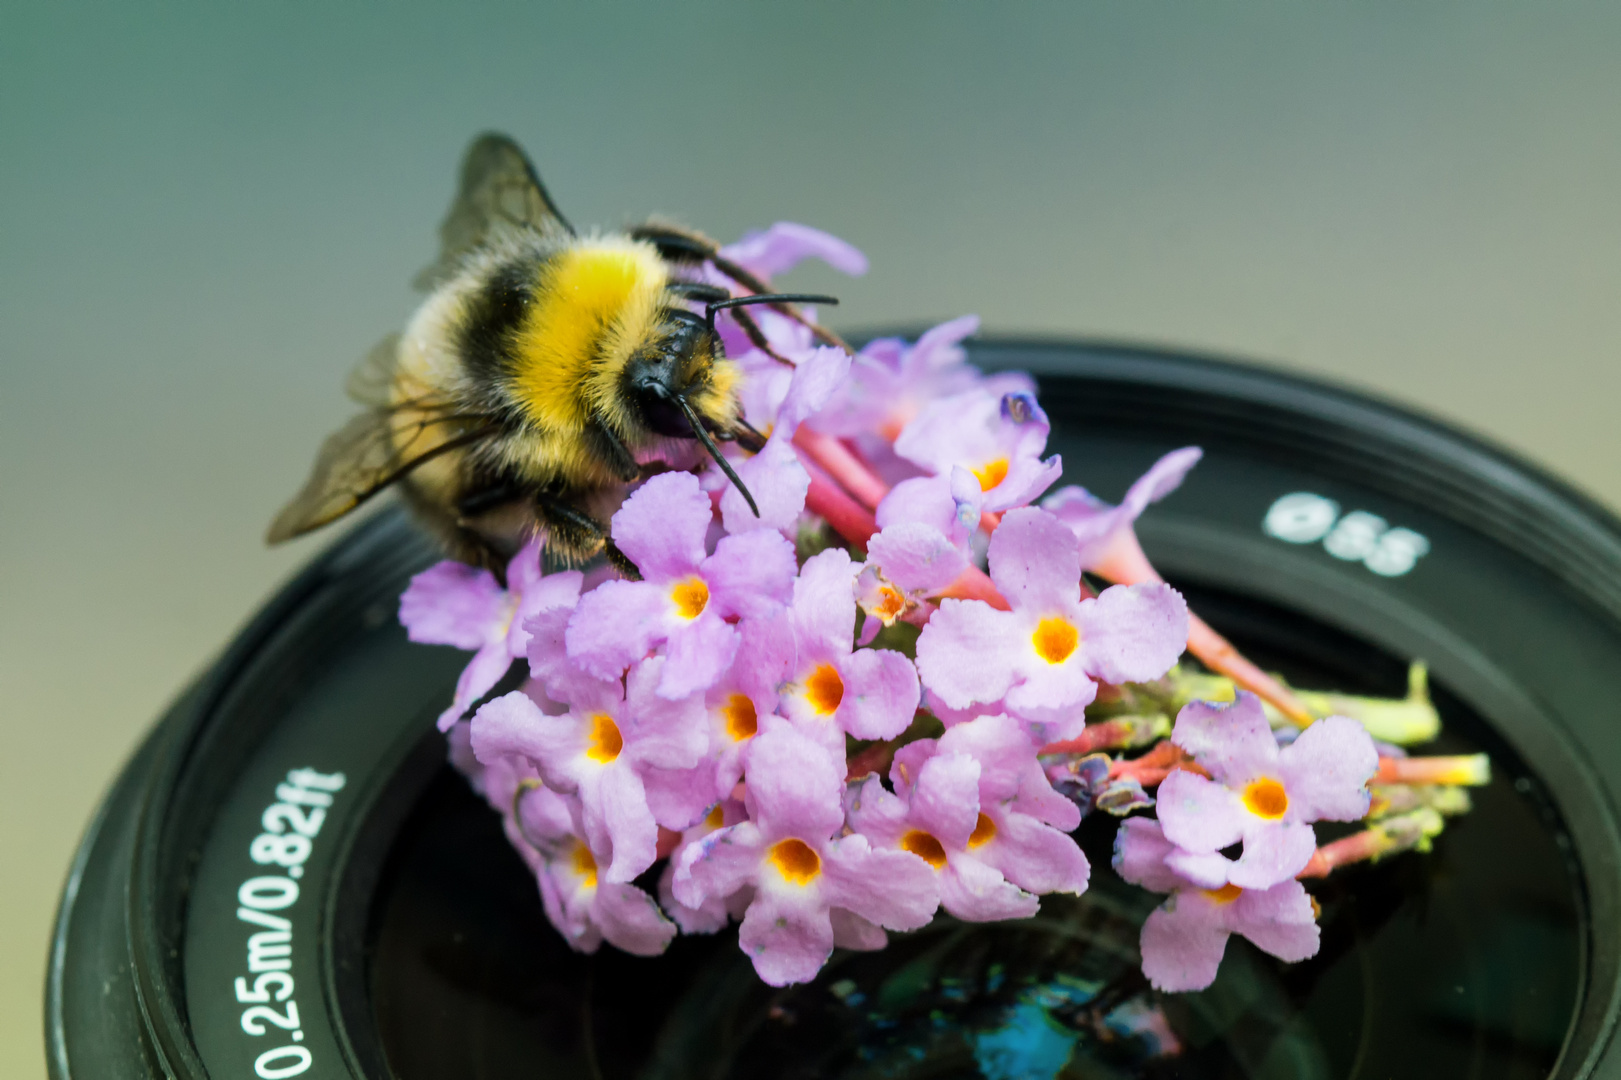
[268,133,839,573]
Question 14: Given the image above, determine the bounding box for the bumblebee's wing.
[266,400,497,542]
[413,133,575,290]
[344,332,403,406]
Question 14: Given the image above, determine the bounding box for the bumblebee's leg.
[630,222,848,354]
[456,480,523,521]
[533,492,642,580]
[582,415,642,483]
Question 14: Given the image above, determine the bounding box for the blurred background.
[3,4,1619,1075]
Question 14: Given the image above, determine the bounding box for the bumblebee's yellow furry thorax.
[510,237,667,433]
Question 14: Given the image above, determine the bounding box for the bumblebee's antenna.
[675,396,761,517]
[706,293,839,336]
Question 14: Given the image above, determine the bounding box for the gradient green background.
[4,5,1619,1076]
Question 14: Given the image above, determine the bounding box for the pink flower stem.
[1101,740,1209,786]
[1296,830,1391,879]
[792,428,889,510]
[1038,717,1153,757]
[1296,807,1445,878]
[803,472,878,550]
[937,566,1013,610]
[1374,754,1491,786]
[794,430,1010,609]
[1091,527,1317,728]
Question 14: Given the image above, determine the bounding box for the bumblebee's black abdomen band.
[458,258,535,380]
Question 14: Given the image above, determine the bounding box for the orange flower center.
[1242,777,1289,819]
[722,693,758,740]
[571,842,598,888]
[969,813,997,848]
[768,838,821,885]
[1203,883,1243,905]
[670,576,710,620]
[900,830,948,868]
[973,458,1010,491]
[876,583,906,621]
[705,804,726,829]
[1032,617,1079,664]
[805,663,845,716]
[586,713,623,763]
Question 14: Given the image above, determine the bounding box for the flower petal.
[720,222,869,278]
[738,888,836,986]
[591,765,659,883]
[674,821,764,910]
[1140,895,1230,992]
[1112,816,1185,894]
[720,436,809,535]
[977,809,1089,896]
[705,529,799,617]
[915,599,1020,708]
[610,471,711,582]
[591,882,677,956]
[982,453,1063,515]
[438,640,517,731]
[507,567,583,656]
[986,507,1082,613]
[1170,694,1279,787]
[1164,849,1236,890]
[836,648,920,741]
[1277,714,1378,822]
[1229,879,1320,963]
[829,908,889,951]
[867,522,969,594]
[1156,769,1248,854]
[791,547,859,653]
[643,763,720,832]
[821,833,940,931]
[564,579,668,681]
[399,560,505,649]
[940,854,1039,922]
[742,725,846,842]
[909,752,981,849]
[1076,583,1189,685]
[469,692,579,780]
[659,611,740,699]
[1227,820,1317,890]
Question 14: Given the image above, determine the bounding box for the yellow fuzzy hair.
[510,235,668,440]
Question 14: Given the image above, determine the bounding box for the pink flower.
[673,725,938,985]
[892,389,1062,515]
[719,346,851,536]
[1156,694,1378,889]
[847,714,1087,921]
[1114,816,1318,991]
[915,508,1188,740]
[1043,447,1202,568]
[874,465,987,551]
[814,318,1036,487]
[718,222,869,280]
[566,471,796,698]
[399,540,577,730]
[778,548,920,753]
[469,656,709,884]
[854,522,969,642]
[701,610,795,794]
[657,798,751,934]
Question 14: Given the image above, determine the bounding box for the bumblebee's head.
[623,309,722,440]
[622,291,839,518]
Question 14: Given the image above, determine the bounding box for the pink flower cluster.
[1113,693,1378,990]
[399,223,1374,992]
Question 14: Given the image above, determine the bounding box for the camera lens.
[48,341,1619,1080]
